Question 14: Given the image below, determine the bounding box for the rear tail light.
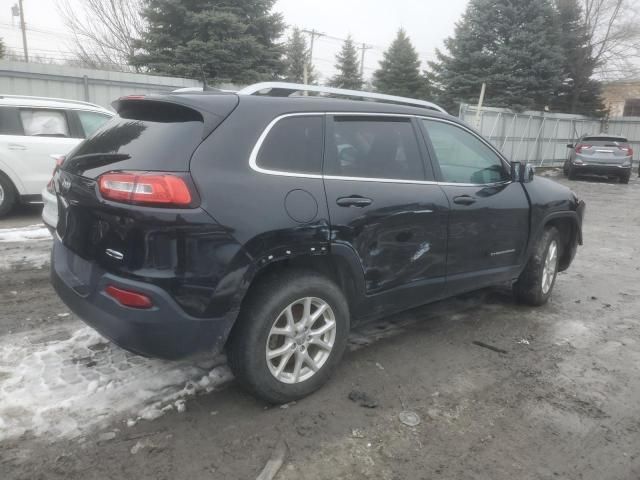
[47,155,65,194]
[50,154,66,167]
[105,285,153,309]
[575,144,591,154]
[619,146,634,156]
[98,172,194,207]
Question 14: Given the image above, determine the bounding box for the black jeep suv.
[50,83,585,403]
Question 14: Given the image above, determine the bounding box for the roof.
[237,82,447,114]
[0,94,112,114]
[155,91,455,121]
[237,94,455,119]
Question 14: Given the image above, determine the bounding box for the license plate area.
[54,241,96,297]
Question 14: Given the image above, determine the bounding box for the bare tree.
[583,0,640,79]
[57,0,145,71]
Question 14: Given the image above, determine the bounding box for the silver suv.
[564,134,633,183]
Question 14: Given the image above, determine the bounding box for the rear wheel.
[514,227,562,306]
[620,173,630,184]
[567,164,576,180]
[0,173,17,218]
[227,270,349,404]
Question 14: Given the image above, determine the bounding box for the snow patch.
[0,224,51,243]
[0,325,231,441]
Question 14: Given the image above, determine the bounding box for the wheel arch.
[536,212,581,272]
[238,244,366,320]
[0,161,24,196]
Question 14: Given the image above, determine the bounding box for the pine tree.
[329,36,363,90]
[373,29,428,99]
[551,0,606,116]
[429,0,565,112]
[283,28,315,84]
[132,0,285,84]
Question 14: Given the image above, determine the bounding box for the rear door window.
[255,116,324,174]
[77,110,112,137]
[325,116,425,181]
[19,109,70,137]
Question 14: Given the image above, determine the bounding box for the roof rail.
[0,94,105,110]
[237,82,447,114]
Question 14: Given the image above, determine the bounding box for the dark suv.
[50,83,585,403]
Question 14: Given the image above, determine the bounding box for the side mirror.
[522,163,535,183]
[511,162,535,183]
[566,143,574,149]
[510,161,522,182]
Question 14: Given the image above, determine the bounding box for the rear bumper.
[51,239,237,359]
[572,163,631,176]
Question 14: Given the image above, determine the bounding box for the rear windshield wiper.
[63,153,131,174]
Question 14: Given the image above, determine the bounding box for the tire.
[620,173,630,184]
[513,226,562,306]
[567,165,576,180]
[227,270,350,404]
[0,173,17,218]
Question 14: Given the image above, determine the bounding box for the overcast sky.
[0,0,469,82]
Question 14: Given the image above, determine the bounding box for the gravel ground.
[1,172,640,480]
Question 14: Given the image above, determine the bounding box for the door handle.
[336,195,373,208]
[453,195,476,206]
[8,144,27,150]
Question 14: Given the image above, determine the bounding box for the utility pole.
[18,0,29,62]
[302,29,324,85]
[358,42,372,78]
[475,82,486,130]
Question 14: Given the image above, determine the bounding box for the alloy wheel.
[541,240,558,294]
[265,297,337,384]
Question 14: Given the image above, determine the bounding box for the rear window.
[77,110,112,137]
[255,116,323,174]
[64,101,204,178]
[582,136,628,143]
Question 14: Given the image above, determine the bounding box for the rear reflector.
[98,172,192,206]
[105,285,153,309]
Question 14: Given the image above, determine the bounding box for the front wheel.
[514,227,562,306]
[227,270,349,404]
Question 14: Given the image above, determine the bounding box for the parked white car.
[0,95,113,217]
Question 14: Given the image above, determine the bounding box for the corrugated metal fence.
[0,61,202,109]
[460,104,640,166]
